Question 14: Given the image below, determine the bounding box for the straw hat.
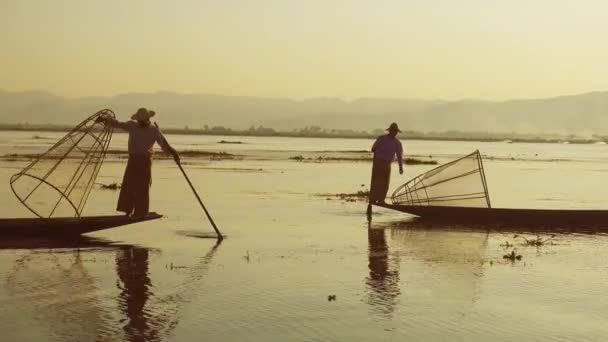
[386,122,401,132]
[131,107,156,121]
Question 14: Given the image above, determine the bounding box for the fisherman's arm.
[396,141,404,174]
[97,116,132,131]
[156,131,180,162]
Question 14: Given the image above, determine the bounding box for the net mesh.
[10,109,115,218]
[391,150,491,208]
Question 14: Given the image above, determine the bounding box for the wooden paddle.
[154,122,223,240]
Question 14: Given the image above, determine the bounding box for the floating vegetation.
[499,234,557,251]
[321,184,371,202]
[148,150,236,160]
[244,250,250,263]
[2,150,238,162]
[503,250,523,261]
[500,241,514,248]
[290,155,305,161]
[218,140,244,144]
[321,190,370,203]
[289,155,437,165]
[327,295,337,302]
[97,182,121,190]
[514,234,556,246]
[167,262,188,270]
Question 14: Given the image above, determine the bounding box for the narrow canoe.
[0,213,162,236]
[375,204,608,229]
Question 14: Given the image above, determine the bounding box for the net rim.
[391,150,490,207]
[10,172,82,218]
[8,109,116,218]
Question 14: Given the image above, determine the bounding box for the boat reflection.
[1,237,222,342]
[391,215,608,234]
[0,235,121,249]
[365,220,489,319]
[3,237,124,341]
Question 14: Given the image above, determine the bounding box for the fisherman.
[369,122,404,204]
[99,108,179,217]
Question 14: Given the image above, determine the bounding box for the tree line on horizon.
[1,122,606,143]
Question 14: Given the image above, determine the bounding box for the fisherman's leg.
[133,157,152,217]
[133,185,150,217]
[377,162,392,204]
[369,160,381,203]
[117,158,136,215]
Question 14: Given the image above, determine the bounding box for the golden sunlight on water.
[0,133,607,341]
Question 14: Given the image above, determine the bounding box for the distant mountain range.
[1,90,607,135]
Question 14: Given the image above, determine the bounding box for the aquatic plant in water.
[514,234,556,246]
[503,250,522,261]
[97,182,121,190]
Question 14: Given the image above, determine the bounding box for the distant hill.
[1,90,607,135]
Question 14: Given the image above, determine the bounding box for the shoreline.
[0,125,605,144]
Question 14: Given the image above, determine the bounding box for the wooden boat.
[2,111,169,237]
[376,204,608,228]
[376,151,608,230]
[0,213,162,236]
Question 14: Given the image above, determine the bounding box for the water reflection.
[365,221,489,319]
[365,228,401,317]
[0,235,120,249]
[117,247,162,342]
[116,241,222,341]
[3,239,116,341]
[397,216,608,234]
[1,237,222,342]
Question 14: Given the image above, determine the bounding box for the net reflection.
[1,237,222,342]
[3,238,120,341]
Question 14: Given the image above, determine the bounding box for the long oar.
[154,122,223,240]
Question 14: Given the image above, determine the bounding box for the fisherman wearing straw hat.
[99,108,179,217]
[369,122,404,204]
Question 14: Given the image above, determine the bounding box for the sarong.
[369,158,392,203]
[117,154,152,216]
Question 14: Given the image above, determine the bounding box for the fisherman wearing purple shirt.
[100,108,179,217]
[369,123,404,204]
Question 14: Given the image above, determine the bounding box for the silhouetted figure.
[369,122,404,204]
[101,108,179,217]
[366,228,400,316]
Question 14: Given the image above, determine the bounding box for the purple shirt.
[372,135,403,167]
[106,119,170,155]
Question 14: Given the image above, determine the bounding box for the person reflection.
[115,242,222,341]
[116,247,160,342]
[365,228,400,317]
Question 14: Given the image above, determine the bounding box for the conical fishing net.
[10,109,115,218]
[391,150,491,208]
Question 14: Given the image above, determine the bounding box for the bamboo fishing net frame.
[10,109,116,218]
[391,150,491,208]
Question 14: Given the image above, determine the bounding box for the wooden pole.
[154,122,223,240]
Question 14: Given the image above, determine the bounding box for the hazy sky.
[2,0,607,100]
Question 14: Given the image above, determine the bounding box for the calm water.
[0,131,607,341]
